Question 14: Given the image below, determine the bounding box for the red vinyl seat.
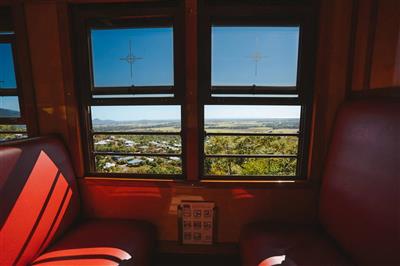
[240,223,351,266]
[0,136,156,266]
[240,98,400,266]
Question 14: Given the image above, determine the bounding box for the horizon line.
[92,117,300,122]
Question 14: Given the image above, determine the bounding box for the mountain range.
[0,108,20,118]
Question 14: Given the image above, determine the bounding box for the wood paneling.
[396,34,400,85]
[351,0,376,91]
[56,2,85,176]
[0,6,13,31]
[25,2,69,137]
[308,0,354,181]
[79,178,317,243]
[351,0,400,92]
[370,0,400,89]
[11,3,39,136]
[184,0,199,181]
[24,1,84,174]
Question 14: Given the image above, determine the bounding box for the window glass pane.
[212,26,299,87]
[205,135,298,155]
[95,155,182,174]
[91,105,181,132]
[94,134,181,154]
[0,124,26,132]
[205,157,297,176]
[93,94,174,99]
[211,94,299,98]
[204,105,300,177]
[204,105,300,133]
[0,124,27,142]
[0,96,20,118]
[91,27,174,87]
[0,43,17,88]
[91,105,182,175]
[0,133,27,142]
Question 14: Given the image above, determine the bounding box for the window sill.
[81,176,315,189]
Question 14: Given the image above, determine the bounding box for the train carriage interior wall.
[0,0,399,265]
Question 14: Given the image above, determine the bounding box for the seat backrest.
[319,99,400,265]
[0,136,80,265]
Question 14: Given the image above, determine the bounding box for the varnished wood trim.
[363,0,379,90]
[350,86,400,99]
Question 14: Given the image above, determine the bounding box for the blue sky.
[92,27,300,121]
[91,105,300,121]
[0,43,17,89]
[0,43,20,114]
[212,26,299,86]
[91,27,174,87]
[205,105,300,120]
[91,26,299,87]
[92,106,181,121]
[0,96,20,113]
[0,27,300,119]
[90,26,300,121]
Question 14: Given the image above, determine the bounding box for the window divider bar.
[92,86,174,95]
[88,173,182,179]
[91,131,181,136]
[89,98,180,106]
[0,131,27,134]
[205,97,302,105]
[0,118,24,124]
[205,154,297,158]
[203,175,298,180]
[93,151,181,157]
[0,34,14,42]
[205,132,299,137]
[211,85,297,95]
[88,17,174,29]
[0,89,18,96]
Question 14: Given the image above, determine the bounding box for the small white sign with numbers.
[179,201,215,245]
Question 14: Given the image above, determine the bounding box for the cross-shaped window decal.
[120,40,143,85]
[247,37,267,77]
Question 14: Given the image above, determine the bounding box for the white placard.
[179,201,215,245]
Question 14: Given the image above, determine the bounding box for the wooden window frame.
[0,34,22,124]
[0,5,38,139]
[72,0,317,181]
[72,1,186,179]
[198,0,317,180]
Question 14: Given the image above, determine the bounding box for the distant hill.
[92,118,181,125]
[0,108,19,117]
[92,118,117,125]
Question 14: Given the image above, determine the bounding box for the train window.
[74,1,314,180]
[73,3,185,178]
[212,26,299,89]
[201,26,304,179]
[0,124,27,142]
[204,105,300,177]
[0,43,17,89]
[0,30,28,141]
[91,27,174,88]
[198,2,315,180]
[91,105,182,175]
